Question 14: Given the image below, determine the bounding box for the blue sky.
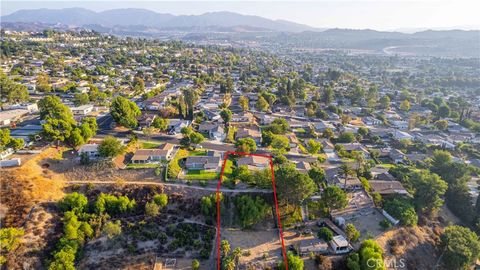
[1,1,479,31]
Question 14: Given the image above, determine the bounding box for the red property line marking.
[215,151,288,270]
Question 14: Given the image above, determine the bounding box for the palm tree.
[339,163,353,192]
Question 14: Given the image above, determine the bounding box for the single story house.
[185,151,222,171]
[369,180,409,197]
[298,239,329,256]
[198,123,225,141]
[237,156,270,170]
[131,143,174,163]
[71,104,94,116]
[389,149,406,164]
[296,161,311,174]
[167,119,191,134]
[78,144,100,159]
[235,127,262,144]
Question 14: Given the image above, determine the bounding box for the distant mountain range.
[1,8,317,32]
[2,8,479,58]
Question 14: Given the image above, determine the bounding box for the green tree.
[278,251,304,270]
[399,99,411,111]
[438,104,451,118]
[0,70,29,104]
[346,223,361,242]
[347,240,385,270]
[256,95,269,112]
[110,96,141,128]
[182,87,199,119]
[275,165,316,206]
[318,227,334,241]
[321,186,348,213]
[434,119,448,131]
[271,135,289,154]
[73,93,90,106]
[234,195,269,228]
[235,138,257,153]
[238,96,249,111]
[59,192,88,214]
[153,194,168,209]
[306,139,322,154]
[383,198,418,226]
[411,170,447,214]
[322,86,334,105]
[337,132,356,143]
[192,259,200,270]
[103,221,122,239]
[98,136,124,158]
[379,95,390,109]
[0,227,24,256]
[323,128,334,139]
[145,201,160,217]
[440,225,480,270]
[152,117,169,131]
[308,167,326,187]
[220,108,232,125]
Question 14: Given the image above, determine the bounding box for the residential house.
[235,127,262,145]
[319,139,335,153]
[198,123,225,141]
[296,161,311,174]
[237,156,270,170]
[392,130,414,140]
[167,119,191,134]
[389,149,406,164]
[0,109,30,127]
[298,239,329,256]
[138,113,157,128]
[330,175,363,191]
[369,180,409,197]
[363,116,382,126]
[78,144,100,159]
[131,143,174,163]
[185,151,222,172]
[337,143,370,158]
[329,235,351,255]
[71,104,94,116]
[231,112,255,123]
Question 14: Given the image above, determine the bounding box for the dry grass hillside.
[0,147,66,269]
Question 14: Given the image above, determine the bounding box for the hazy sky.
[1,0,479,31]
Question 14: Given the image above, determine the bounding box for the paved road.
[67,180,273,193]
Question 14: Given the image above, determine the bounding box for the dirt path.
[67,180,273,194]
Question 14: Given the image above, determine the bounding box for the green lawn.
[189,150,207,156]
[167,149,189,179]
[127,163,159,169]
[223,159,234,176]
[140,141,161,149]
[185,170,219,180]
[184,159,234,181]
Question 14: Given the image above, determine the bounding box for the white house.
[78,144,100,159]
[392,130,414,140]
[71,105,94,116]
[167,119,191,134]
